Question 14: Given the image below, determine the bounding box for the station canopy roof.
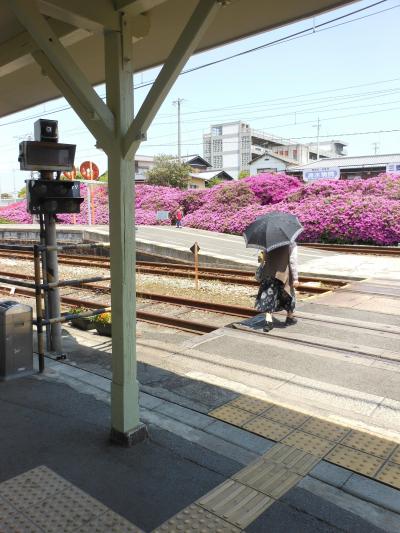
[0,0,354,119]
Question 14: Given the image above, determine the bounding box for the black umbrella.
[243,211,303,252]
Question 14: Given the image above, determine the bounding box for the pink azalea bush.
[1,172,400,245]
[243,173,302,204]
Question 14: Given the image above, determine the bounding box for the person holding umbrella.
[243,211,303,332]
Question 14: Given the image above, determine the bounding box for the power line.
[0,1,395,130]
[1,85,399,150]
[152,91,400,127]
[141,127,400,147]
[133,1,395,89]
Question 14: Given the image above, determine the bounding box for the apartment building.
[203,121,347,178]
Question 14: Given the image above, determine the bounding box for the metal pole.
[33,245,45,373]
[39,212,51,349]
[194,241,199,290]
[316,116,320,160]
[178,98,181,162]
[41,170,63,355]
[173,98,183,162]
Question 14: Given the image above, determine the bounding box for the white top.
[289,243,298,282]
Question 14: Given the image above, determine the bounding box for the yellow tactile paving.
[375,462,400,490]
[244,416,293,441]
[209,394,400,496]
[282,431,335,457]
[233,458,301,499]
[209,404,255,426]
[262,405,310,428]
[228,396,273,415]
[300,418,350,443]
[198,479,274,530]
[326,445,384,477]
[0,465,71,510]
[262,443,320,475]
[0,466,144,533]
[153,503,241,532]
[77,510,144,533]
[342,430,397,459]
[389,446,400,465]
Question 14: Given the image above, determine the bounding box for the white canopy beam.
[0,21,89,78]
[38,0,119,32]
[114,0,167,15]
[123,0,223,159]
[31,50,113,153]
[8,0,114,153]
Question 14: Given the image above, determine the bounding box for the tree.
[238,170,250,179]
[18,186,26,198]
[146,154,191,189]
[98,171,108,182]
[206,177,223,188]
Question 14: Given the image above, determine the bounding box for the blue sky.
[1,0,400,193]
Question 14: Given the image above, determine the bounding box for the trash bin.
[0,301,33,381]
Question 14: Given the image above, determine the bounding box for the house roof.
[288,153,400,171]
[181,155,212,168]
[0,1,355,119]
[249,151,297,166]
[189,170,233,181]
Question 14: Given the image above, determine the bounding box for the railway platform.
[1,273,400,531]
[1,223,400,278]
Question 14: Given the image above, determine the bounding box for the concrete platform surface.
[1,359,399,532]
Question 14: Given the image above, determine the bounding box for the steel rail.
[0,248,349,287]
[4,283,397,365]
[0,284,217,334]
[0,269,255,317]
[0,266,340,294]
[301,243,400,255]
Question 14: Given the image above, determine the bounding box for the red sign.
[62,167,77,180]
[80,161,99,180]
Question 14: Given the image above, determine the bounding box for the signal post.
[19,119,82,356]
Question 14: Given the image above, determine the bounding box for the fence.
[0,242,111,371]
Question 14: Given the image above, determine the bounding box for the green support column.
[105,20,147,445]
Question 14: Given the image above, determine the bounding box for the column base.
[110,423,148,447]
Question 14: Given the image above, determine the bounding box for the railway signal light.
[26,179,83,215]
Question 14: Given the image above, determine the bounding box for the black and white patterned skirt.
[255,276,295,313]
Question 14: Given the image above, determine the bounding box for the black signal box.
[26,179,84,215]
[34,119,59,142]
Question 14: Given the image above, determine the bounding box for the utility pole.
[315,116,321,160]
[173,98,184,161]
[372,142,379,155]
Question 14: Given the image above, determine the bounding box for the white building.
[288,153,400,180]
[203,121,347,178]
[134,154,155,181]
[249,151,297,176]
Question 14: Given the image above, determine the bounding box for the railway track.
[0,267,340,334]
[3,277,398,366]
[302,243,400,256]
[2,260,396,366]
[0,267,342,306]
[0,250,346,292]
[0,277,254,335]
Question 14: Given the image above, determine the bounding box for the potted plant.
[92,312,112,337]
[69,307,95,331]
